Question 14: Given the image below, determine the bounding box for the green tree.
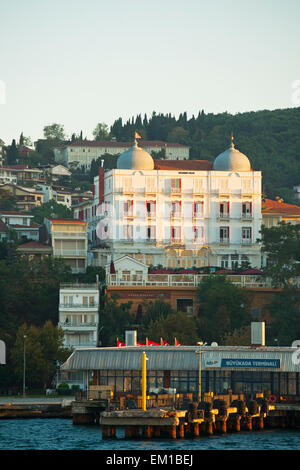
[93,123,110,140]
[260,222,300,287]
[222,325,251,346]
[99,296,133,346]
[197,275,252,343]
[6,139,19,165]
[11,322,71,391]
[143,312,200,345]
[32,200,73,224]
[141,299,176,330]
[19,133,32,146]
[264,287,300,346]
[0,187,17,210]
[43,123,66,140]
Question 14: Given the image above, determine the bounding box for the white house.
[105,255,149,284]
[0,211,40,241]
[58,283,100,349]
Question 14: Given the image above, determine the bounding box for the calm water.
[0,418,299,450]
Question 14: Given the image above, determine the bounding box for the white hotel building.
[74,137,262,270]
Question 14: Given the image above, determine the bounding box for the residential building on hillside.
[36,184,72,209]
[0,211,40,241]
[262,197,300,227]
[58,283,100,349]
[0,183,44,211]
[41,218,88,273]
[53,140,190,170]
[38,164,71,182]
[16,241,52,259]
[0,166,18,184]
[75,136,262,271]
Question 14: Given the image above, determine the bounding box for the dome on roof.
[117,140,154,170]
[213,138,251,171]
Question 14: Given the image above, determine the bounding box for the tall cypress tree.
[6,139,19,165]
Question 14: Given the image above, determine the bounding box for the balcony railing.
[59,321,97,328]
[59,303,98,309]
[241,238,252,245]
[107,273,300,288]
[219,238,230,244]
[60,283,98,288]
[53,249,87,257]
[53,232,87,238]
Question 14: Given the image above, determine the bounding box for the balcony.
[60,283,98,289]
[59,321,97,329]
[53,232,87,238]
[241,238,252,245]
[241,213,253,220]
[219,213,230,220]
[219,238,230,245]
[53,249,87,257]
[59,303,98,310]
[107,273,300,288]
[170,211,181,219]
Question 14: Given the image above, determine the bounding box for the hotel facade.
[74,137,262,271]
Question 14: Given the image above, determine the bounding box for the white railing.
[106,274,300,289]
[241,239,252,245]
[53,249,87,256]
[59,322,97,328]
[60,283,98,289]
[53,232,87,238]
[59,303,98,309]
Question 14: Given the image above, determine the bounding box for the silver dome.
[117,140,154,170]
[213,140,251,171]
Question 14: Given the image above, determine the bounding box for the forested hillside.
[110,107,300,204]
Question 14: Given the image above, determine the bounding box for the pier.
[0,399,73,419]
[71,392,300,438]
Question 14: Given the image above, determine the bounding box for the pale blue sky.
[0,0,299,144]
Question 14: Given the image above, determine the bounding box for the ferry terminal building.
[60,344,300,399]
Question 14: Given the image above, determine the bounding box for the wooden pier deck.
[70,396,300,439]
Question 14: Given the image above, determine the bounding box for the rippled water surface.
[0,419,299,450]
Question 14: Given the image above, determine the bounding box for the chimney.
[125,330,137,347]
[251,322,265,348]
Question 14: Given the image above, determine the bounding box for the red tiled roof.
[262,198,300,216]
[17,241,50,249]
[1,164,29,169]
[65,140,189,149]
[0,211,32,216]
[154,160,213,171]
[49,218,87,224]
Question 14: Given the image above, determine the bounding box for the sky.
[0,0,299,145]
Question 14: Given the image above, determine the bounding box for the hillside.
[110,107,300,205]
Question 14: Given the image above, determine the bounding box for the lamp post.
[23,335,27,397]
[196,341,207,402]
[142,351,148,411]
